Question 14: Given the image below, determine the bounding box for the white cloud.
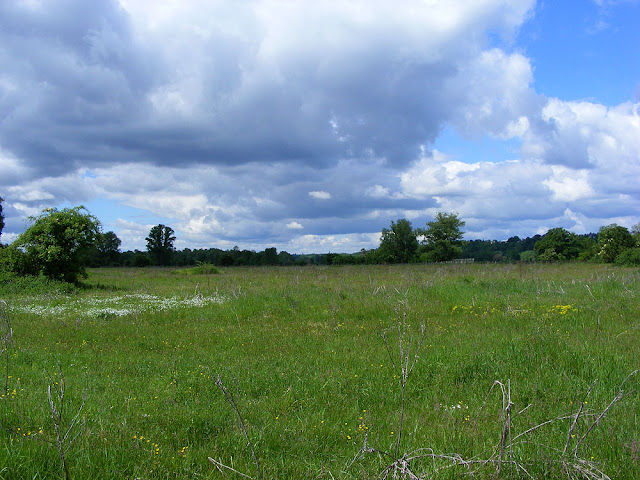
[6,187,54,202]
[542,166,594,202]
[365,185,391,199]
[523,99,640,172]
[400,150,486,198]
[286,221,303,230]
[449,48,539,139]
[309,191,332,200]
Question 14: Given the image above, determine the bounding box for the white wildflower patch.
[439,402,469,413]
[13,293,227,319]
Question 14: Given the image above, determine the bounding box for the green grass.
[1,263,639,478]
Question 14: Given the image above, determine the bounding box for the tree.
[597,224,635,263]
[533,228,581,261]
[261,247,278,266]
[631,222,640,246]
[419,212,465,262]
[0,196,4,241]
[95,231,122,265]
[146,224,176,265]
[378,218,419,263]
[520,250,536,262]
[13,206,101,283]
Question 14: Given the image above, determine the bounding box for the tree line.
[1,199,639,285]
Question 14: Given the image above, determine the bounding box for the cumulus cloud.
[0,0,537,175]
[308,191,332,200]
[542,167,594,202]
[286,221,304,230]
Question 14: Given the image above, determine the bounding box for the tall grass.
[0,263,638,478]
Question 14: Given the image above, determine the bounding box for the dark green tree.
[533,227,581,261]
[13,206,101,283]
[146,224,176,266]
[278,251,295,266]
[95,231,122,265]
[378,218,419,263]
[631,222,640,246]
[261,247,278,265]
[597,224,635,263]
[419,212,465,262]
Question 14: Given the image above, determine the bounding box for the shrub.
[614,247,640,266]
[13,206,101,283]
[175,262,220,275]
[519,250,536,262]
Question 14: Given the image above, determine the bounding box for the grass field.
[1,263,639,479]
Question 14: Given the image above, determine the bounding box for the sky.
[1,0,639,253]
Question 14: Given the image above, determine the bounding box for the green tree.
[146,224,176,266]
[534,227,581,261]
[13,206,101,283]
[378,218,419,263]
[95,231,122,265]
[597,224,635,263]
[261,247,278,266]
[519,250,536,262]
[631,222,640,246]
[419,212,465,262]
[614,247,640,266]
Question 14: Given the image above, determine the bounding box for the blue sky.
[520,1,640,104]
[1,0,639,253]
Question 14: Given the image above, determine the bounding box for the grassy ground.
[1,263,639,479]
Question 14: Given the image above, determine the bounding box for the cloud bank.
[0,0,638,252]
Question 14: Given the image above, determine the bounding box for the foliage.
[614,247,640,266]
[94,231,122,266]
[378,218,419,263]
[132,252,151,267]
[146,224,176,266]
[260,247,278,266]
[12,206,101,283]
[577,235,598,261]
[0,244,19,273]
[175,262,220,275]
[597,224,635,263]
[519,250,536,262]
[534,227,581,261]
[632,223,640,246]
[419,212,465,262]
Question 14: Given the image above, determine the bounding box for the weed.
[46,364,87,480]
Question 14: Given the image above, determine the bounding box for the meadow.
[1,263,639,479]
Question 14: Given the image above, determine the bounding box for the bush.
[132,253,151,267]
[13,207,101,283]
[614,248,640,266]
[174,262,220,275]
[0,247,75,295]
[519,250,536,262]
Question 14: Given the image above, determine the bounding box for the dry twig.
[46,363,87,480]
[213,373,262,480]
